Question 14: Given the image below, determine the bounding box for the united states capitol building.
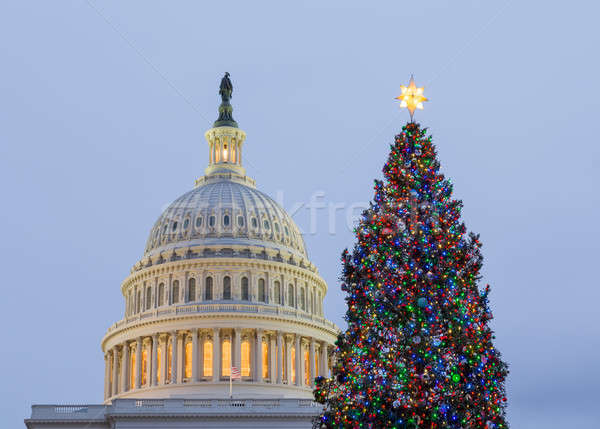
[25,74,339,428]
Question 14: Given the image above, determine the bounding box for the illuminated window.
[291,345,296,384]
[157,346,162,383]
[130,349,136,389]
[288,284,295,307]
[300,287,305,311]
[222,339,231,377]
[241,277,249,301]
[188,278,196,302]
[203,340,213,377]
[241,340,251,377]
[146,287,152,310]
[282,341,287,381]
[304,348,310,385]
[172,280,180,304]
[262,341,269,379]
[274,281,281,305]
[205,277,213,300]
[315,348,320,378]
[258,279,266,302]
[185,341,193,379]
[223,276,231,300]
[167,343,172,382]
[142,349,148,386]
[158,283,165,306]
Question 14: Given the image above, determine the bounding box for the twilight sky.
[1,1,599,428]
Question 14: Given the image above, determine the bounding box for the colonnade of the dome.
[104,327,331,401]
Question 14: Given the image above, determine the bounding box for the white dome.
[144,178,307,259]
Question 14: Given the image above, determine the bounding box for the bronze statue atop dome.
[214,72,237,128]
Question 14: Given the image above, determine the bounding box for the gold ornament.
[395,75,428,120]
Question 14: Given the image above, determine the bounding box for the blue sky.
[1,1,599,427]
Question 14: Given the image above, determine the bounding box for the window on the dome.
[183,218,189,229]
[237,216,244,226]
[158,283,165,306]
[251,218,258,228]
[288,284,295,307]
[258,279,266,302]
[203,340,213,377]
[223,276,231,300]
[241,277,249,300]
[157,345,162,383]
[185,341,193,379]
[241,340,251,377]
[172,280,180,304]
[187,278,196,302]
[274,223,280,233]
[205,277,213,300]
[136,290,141,313]
[304,348,310,385]
[300,287,305,311]
[263,220,270,229]
[274,281,281,305]
[223,215,230,226]
[130,349,136,389]
[195,217,202,228]
[284,226,289,235]
[146,286,152,310]
[163,224,168,233]
[142,349,148,385]
[222,339,231,376]
[291,345,296,384]
[209,216,215,227]
[172,222,178,231]
[262,340,269,380]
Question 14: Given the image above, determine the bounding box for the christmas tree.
[314,79,508,429]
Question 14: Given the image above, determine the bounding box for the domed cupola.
[100,74,338,403]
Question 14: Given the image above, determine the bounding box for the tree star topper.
[396,75,428,120]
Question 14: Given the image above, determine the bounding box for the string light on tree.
[395,75,428,120]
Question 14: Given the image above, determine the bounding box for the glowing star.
[395,75,428,120]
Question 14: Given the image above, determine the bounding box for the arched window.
[263,220,270,229]
[241,340,251,377]
[223,215,230,226]
[130,347,136,389]
[142,348,148,386]
[136,290,141,313]
[223,276,231,300]
[158,283,165,307]
[251,218,258,228]
[311,290,315,314]
[157,345,162,383]
[146,287,152,310]
[237,216,244,227]
[205,277,213,300]
[315,348,320,378]
[209,216,215,227]
[300,287,305,311]
[195,216,202,228]
[183,218,190,230]
[262,340,269,379]
[188,278,196,302]
[203,340,213,377]
[185,341,193,379]
[128,291,133,315]
[222,338,231,377]
[241,277,249,301]
[304,347,310,385]
[172,280,180,304]
[258,279,266,302]
[291,345,296,384]
[288,284,295,307]
[274,281,281,305]
[172,221,178,231]
[167,342,173,382]
[318,292,322,315]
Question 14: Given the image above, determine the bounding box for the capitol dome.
[99,74,338,404]
[144,178,307,259]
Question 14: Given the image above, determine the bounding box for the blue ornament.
[417,297,428,308]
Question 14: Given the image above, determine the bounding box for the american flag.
[230,366,241,380]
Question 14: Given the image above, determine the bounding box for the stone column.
[191,328,199,382]
[233,328,242,372]
[285,336,292,385]
[111,348,119,396]
[135,337,142,389]
[103,353,109,399]
[170,331,177,384]
[199,331,205,379]
[121,342,129,392]
[309,337,316,387]
[295,334,302,386]
[212,328,220,382]
[269,334,276,383]
[160,335,167,384]
[276,331,283,384]
[255,329,263,382]
[320,341,328,377]
[151,334,158,386]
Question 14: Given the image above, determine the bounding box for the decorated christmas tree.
[314,78,508,429]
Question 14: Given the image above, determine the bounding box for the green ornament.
[452,373,460,383]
